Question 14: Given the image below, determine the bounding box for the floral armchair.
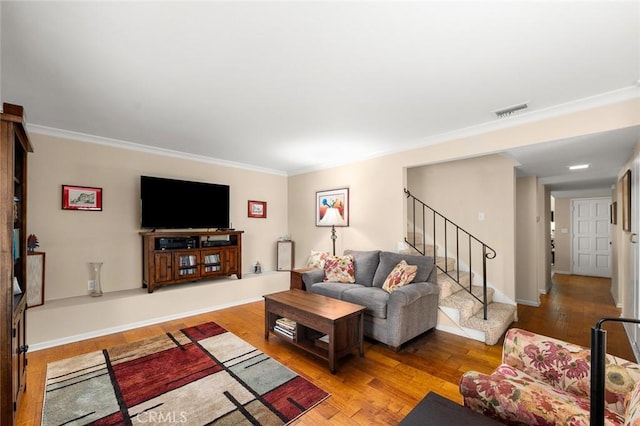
[459,328,640,425]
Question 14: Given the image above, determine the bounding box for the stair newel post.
[468,235,473,292]
[455,227,460,282]
[412,196,417,247]
[432,209,436,261]
[482,245,488,320]
[443,218,449,272]
[422,201,426,253]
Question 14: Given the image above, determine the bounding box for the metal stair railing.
[404,188,497,320]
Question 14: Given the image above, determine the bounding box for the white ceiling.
[2,1,639,194]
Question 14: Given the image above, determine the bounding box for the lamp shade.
[319,207,345,226]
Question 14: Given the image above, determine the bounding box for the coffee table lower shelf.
[264,289,366,374]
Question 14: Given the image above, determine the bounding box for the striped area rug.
[42,322,329,425]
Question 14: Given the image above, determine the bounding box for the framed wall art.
[62,185,103,211]
[316,188,349,227]
[621,170,631,231]
[248,200,267,218]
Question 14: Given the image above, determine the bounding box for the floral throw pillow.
[323,255,356,283]
[306,250,329,269]
[382,260,418,293]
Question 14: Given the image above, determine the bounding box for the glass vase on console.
[89,262,103,297]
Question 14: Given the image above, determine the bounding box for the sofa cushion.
[323,255,355,283]
[460,366,625,425]
[308,282,365,299]
[344,249,381,286]
[382,260,418,293]
[372,252,434,288]
[342,287,389,319]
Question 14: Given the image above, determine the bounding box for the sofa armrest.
[625,380,640,423]
[387,281,439,308]
[502,328,640,412]
[301,268,325,288]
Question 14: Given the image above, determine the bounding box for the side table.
[290,267,316,290]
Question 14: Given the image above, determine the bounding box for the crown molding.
[27,85,638,177]
[290,85,640,176]
[26,124,288,177]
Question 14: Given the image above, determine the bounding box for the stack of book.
[274,317,296,339]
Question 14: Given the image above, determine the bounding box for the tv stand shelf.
[140,230,243,293]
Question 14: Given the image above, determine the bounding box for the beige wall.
[553,198,572,273]
[542,184,552,294]
[616,139,640,318]
[23,97,640,347]
[27,133,290,300]
[406,154,517,300]
[515,176,539,305]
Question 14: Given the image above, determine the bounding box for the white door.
[572,198,612,277]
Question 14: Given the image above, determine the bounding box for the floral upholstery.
[306,250,329,269]
[459,328,640,425]
[381,260,418,293]
[323,255,356,283]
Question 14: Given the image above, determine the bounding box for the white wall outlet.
[478,212,485,221]
[88,280,95,291]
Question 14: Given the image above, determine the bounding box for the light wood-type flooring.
[17,273,634,425]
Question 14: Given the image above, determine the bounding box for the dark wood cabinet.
[141,230,243,293]
[1,103,32,425]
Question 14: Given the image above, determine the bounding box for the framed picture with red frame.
[62,185,103,211]
[248,200,267,218]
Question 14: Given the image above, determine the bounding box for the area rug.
[42,321,329,425]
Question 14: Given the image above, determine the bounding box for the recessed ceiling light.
[569,164,590,170]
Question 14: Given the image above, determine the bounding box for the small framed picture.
[62,185,103,211]
[248,200,267,218]
[316,188,349,227]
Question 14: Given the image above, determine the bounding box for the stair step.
[437,270,473,300]
[440,286,495,322]
[461,302,517,345]
[435,256,455,271]
[423,245,436,257]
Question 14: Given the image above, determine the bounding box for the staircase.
[404,189,516,345]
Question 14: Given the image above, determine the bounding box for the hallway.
[517,273,634,361]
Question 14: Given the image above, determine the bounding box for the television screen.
[140,176,230,229]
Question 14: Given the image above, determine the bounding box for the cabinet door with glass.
[173,251,200,280]
[200,249,223,277]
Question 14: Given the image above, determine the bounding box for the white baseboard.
[516,298,540,307]
[28,296,263,352]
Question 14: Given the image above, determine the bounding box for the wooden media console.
[140,230,243,293]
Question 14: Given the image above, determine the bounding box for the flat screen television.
[140,176,230,229]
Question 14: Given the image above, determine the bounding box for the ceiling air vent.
[493,102,529,118]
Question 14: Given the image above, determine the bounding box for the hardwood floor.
[17,274,634,425]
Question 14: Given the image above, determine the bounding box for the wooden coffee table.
[264,289,365,373]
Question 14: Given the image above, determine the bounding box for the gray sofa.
[301,250,439,350]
